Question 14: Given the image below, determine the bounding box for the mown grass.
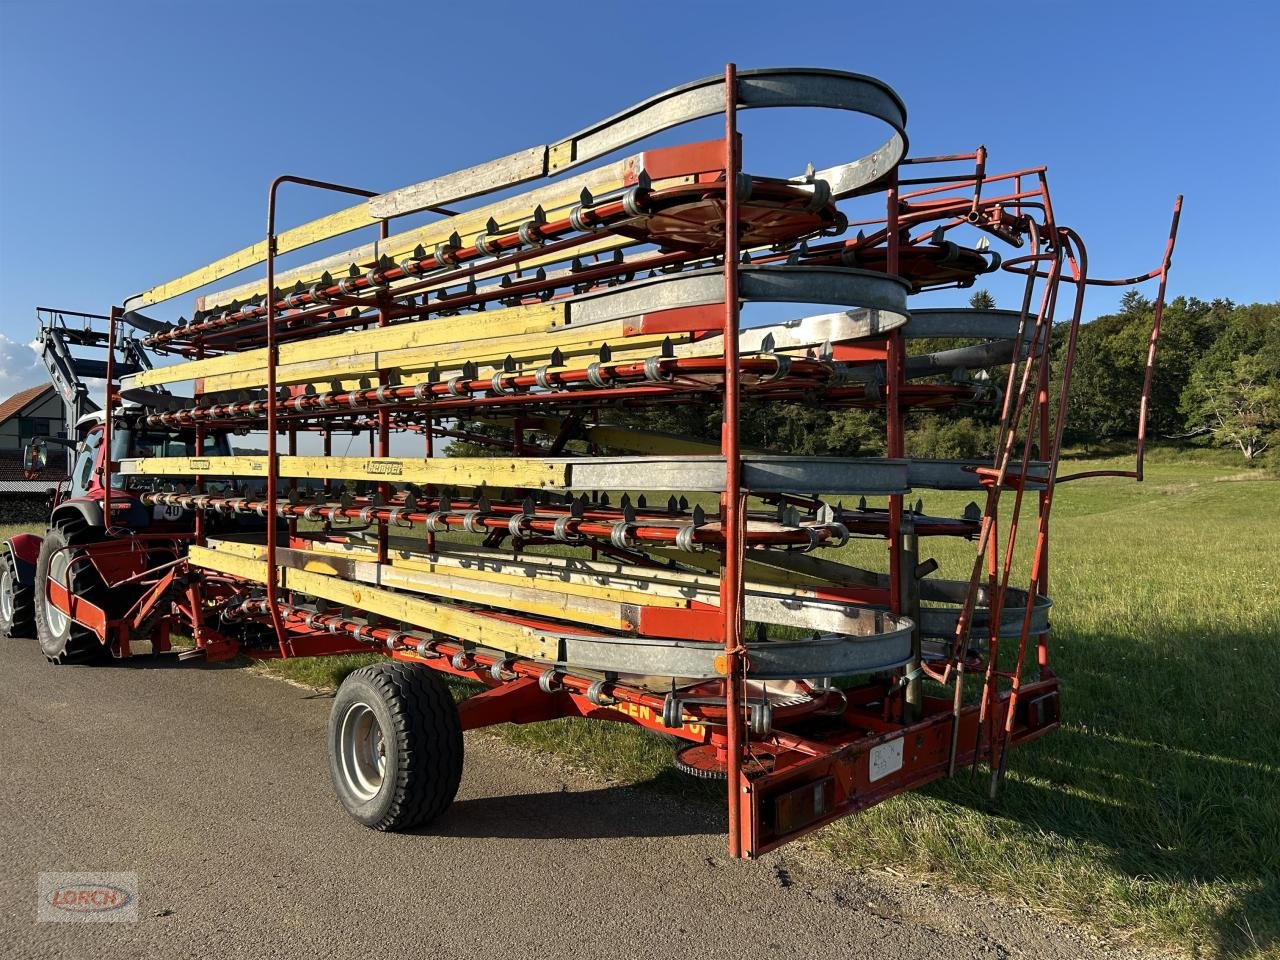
[6,453,1277,957]
[812,456,1280,958]
[254,455,1279,957]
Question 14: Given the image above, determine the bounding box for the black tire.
[33,526,112,664]
[0,553,35,639]
[327,661,463,831]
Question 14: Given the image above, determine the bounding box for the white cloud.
[0,332,48,394]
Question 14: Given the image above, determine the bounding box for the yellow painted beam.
[136,204,381,308]
[212,533,838,608]
[131,301,565,388]
[213,538,673,630]
[120,455,568,488]
[188,545,562,660]
[189,157,647,312]
[193,320,687,394]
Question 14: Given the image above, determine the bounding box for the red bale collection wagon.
[1,66,1180,857]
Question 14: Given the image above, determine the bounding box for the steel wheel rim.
[0,566,13,622]
[338,702,386,802]
[46,552,69,638]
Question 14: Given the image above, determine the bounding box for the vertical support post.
[322,427,333,534]
[288,423,298,543]
[901,515,922,721]
[103,306,120,524]
[425,422,436,554]
[720,63,746,858]
[194,336,205,546]
[1134,195,1183,482]
[377,222,391,565]
[265,182,289,658]
[1035,333,1051,671]
[263,175,378,660]
[972,500,1000,772]
[883,173,907,724]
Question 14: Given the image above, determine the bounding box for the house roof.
[0,383,55,424]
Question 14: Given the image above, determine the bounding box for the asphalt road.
[1,638,1160,960]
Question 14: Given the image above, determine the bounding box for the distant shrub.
[904,417,995,460]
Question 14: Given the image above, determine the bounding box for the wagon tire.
[0,552,35,639]
[328,661,463,831]
[33,526,111,665]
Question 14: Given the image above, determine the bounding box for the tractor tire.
[328,661,464,831]
[33,526,112,665]
[0,553,35,639]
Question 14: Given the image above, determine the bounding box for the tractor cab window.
[108,428,233,490]
[70,428,103,498]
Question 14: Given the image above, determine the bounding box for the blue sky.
[1,0,1276,395]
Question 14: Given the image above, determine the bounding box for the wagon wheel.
[328,661,464,831]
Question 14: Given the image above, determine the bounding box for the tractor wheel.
[33,526,112,665]
[0,553,35,639]
[328,661,463,831]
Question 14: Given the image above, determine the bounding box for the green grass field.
[5,453,1276,957]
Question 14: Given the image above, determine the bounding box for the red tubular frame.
[67,64,1184,859]
[720,64,746,857]
[265,175,381,658]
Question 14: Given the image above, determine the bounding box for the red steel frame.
[47,63,1183,858]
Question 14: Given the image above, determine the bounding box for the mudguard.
[50,498,105,534]
[3,533,42,586]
